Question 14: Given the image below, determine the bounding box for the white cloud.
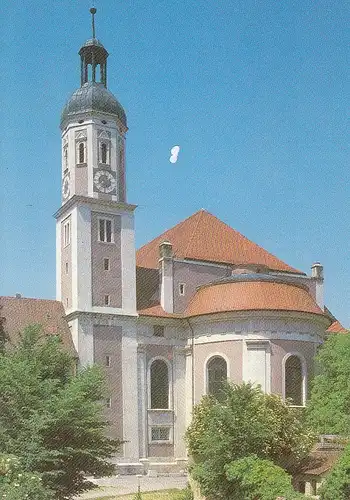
[169,145,180,163]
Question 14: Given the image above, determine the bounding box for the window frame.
[99,141,110,165]
[63,219,71,247]
[282,352,307,407]
[76,140,87,166]
[206,355,228,400]
[103,258,110,271]
[153,325,165,337]
[179,283,185,296]
[104,294,110,306]
[98,218,114,243]
[148,357,172,410]
[150,426,172,444]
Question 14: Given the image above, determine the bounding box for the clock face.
[62,176,70,200]
[94,170,116,194]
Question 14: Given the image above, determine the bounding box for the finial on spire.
[90,7,97,39]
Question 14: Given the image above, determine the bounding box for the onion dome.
[61,82,126,128]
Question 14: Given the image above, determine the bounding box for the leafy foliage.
[0,325,122,499]
[318,444,350,500]
[307,333,350,435]
[225,455,305,500]
[0,454,54,500]
[186,383,314,499]
[0,306,8,354]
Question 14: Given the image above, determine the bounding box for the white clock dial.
[62,176,70,199]
[94,170,116,194]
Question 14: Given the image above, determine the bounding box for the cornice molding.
[54,194,137,219]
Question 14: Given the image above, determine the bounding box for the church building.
[3,9,344,475]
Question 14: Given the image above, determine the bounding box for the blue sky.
[1,1,349,326]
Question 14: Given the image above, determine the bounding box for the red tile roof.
[0,296,77,356]
[136,210,303,274]
[185,280,328,318]
[138,280,330,322]
[327,320,348,334]
[138,304,181,318]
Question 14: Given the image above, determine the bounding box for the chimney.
[311,262,324,310]
[159,241,174,313]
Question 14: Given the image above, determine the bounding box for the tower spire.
[90,7,96,39]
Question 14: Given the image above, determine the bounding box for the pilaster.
[173,346,187,459]
[185,345,194,426]
[121,319,139,459]
[137,345,148,458]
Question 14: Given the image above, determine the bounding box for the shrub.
[225,455,305,500]
[318,444,350,500]
[186,383,314,499]
[0,454,54,500]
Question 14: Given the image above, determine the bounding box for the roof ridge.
[183,210,206,257]
[206,213,304,273]
[0,296,60,303]
[137,209,207,252]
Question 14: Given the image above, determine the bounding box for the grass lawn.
[94,489,187,499]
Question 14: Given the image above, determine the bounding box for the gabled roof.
[0,296,77,356]
[136,210,303,274]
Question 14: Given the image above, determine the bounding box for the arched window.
[207,356,227,400]
[150,359,169,409]
[101,142,107,164]
[285,355,304,406]
[79,142,85,164]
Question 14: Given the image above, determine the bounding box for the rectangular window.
[104,294,110,306]
[104,258,110,270]
[98,219,113,243]
[151,427,170,442]
[105,355,111,367]
[106,397,112,408]
[153,325,165,337]
[179,283,185,296]
[63,220,71,247]
[65,262,69,274]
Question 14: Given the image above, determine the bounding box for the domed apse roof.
[185,277,328,319]
[61,82,127,127]
[136,210,304,274]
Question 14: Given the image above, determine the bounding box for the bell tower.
[55,8,139,460]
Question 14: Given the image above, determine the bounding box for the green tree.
[0,306,9,354]
[307,332,350,435]
[318,444,350,500]
[186,383,314,499]
[0,325,122,499]
[225,455,305,500]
